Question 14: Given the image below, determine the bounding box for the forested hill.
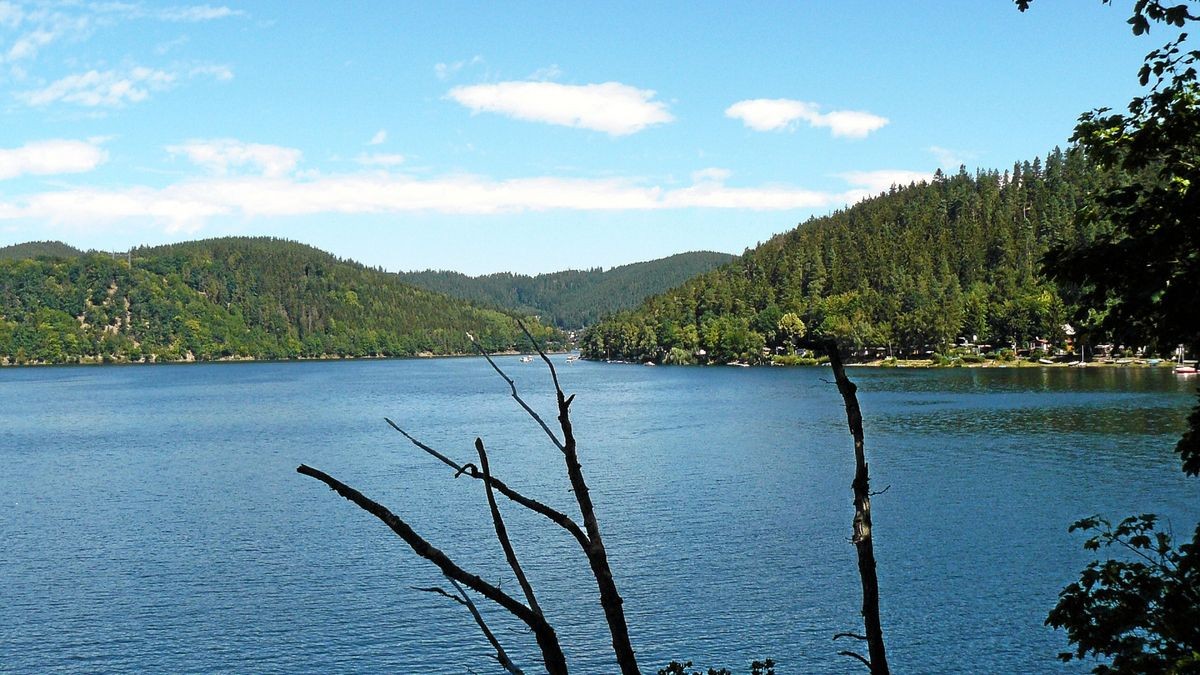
[582,147,1114,364]
[396,250,735,328]
[0,240,83,260]
[0,237,559,365]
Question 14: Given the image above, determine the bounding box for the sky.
[0,1,1177,275]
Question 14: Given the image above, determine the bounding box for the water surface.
[2,360,1195,673]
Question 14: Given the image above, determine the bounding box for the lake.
[2,358,1196,674]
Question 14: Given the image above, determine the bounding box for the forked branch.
[506,320,641,675]
[296,464,568,675]
[476,437,543,616]
[384,418,590,550]
[468,332,566,453]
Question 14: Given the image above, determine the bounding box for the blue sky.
[0,1,1174,274]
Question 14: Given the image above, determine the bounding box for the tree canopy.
[397,251,735,329]
[0,237,560,365]
[581,149,1119,364]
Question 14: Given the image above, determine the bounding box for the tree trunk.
[824,341,890,675]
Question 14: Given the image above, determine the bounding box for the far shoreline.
[0,349,573,369]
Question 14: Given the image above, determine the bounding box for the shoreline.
[0,349,572,369]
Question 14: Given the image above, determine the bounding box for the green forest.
[396,250,734,328]
[581,147,1125,365]
[0,237,560,365]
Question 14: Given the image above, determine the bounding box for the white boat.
[1175,365,1198,375]
[520,355,534,363]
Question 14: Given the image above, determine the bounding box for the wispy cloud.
[0,163,927,232]
[0,139,108,180]
[152,5,243,22]
[367,129,387,145]
[88,3,243,22]
[19,66,175,106]
[434,54,482,80]
[0,2,22,29]
[187,63,232,81]
[928,145,975,169]
[356,152,405,167]
[726,98,889,138]
[167,139,301,178]
[0,3,241,66]
[447,81,674,136]
[838,169,931,193]
[527,64,562,81]
[18,63,230,107]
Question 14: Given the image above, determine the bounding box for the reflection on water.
[0,361,1195,674]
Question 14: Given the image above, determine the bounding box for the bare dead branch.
[839,650,873,669]
[414,580,525,675]
[868,485,891,497]
[821,338,890,675]
[385,418,590,551]
[467,334,566,453]
[833,632,869,641]
[512,321,641,675]
[517,319,562,395]
[476,437,543,617]
[296,464,567,675]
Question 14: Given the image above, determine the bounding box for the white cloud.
[167,139,302,178]
[447,81,674,136]
[726,98,889,138]
[368,129,387,145]
[0,165,929,232]
[356,153,405,167]
[19,66,175,106]
[839,169,931,193]
[0,139,108,180]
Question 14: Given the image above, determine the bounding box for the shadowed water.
[2,359,1195,673]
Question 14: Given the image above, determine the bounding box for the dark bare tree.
[815,339,890,675]
[298,320,639,674]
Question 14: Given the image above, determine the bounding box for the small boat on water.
[520,355,534,363]
[1175,365,1198,375]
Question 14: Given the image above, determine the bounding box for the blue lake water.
[2,358,1197,674]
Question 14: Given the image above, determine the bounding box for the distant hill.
[0,240,83,260]
[397,250,736,328]
[0,236,559,365]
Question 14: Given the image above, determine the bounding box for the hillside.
[396,250,735,328]
[0,241,84,260]
[0,237,559,365]
[582,148,1118,364]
